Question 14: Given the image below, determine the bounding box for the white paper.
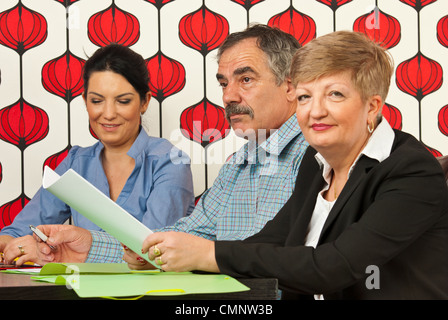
[42,166,159,269]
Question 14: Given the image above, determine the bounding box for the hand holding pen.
[29,225,56,250]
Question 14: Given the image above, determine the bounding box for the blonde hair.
[290,31,394,103]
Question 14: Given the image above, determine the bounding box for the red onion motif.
[88,3,140,47]
[399,0,437,11]
[0,195,30,230]
[0,3,47,54]
[395,53,443,101]
[316,0,353,10]
[268,6,316,45]
[42,51,85,101]
[425,144,442,157]
[438,105,448,137]
[179,6,229,55]
[0,100,49,150]
[353,9,401,49]
[382,103,402,130]
[437,15,448,48]
[43,146,70,171]
[180,99,230,148]
[146,52,186,102]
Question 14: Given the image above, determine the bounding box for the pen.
[29,225,55,250]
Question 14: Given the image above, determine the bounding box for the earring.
[367,120,374,134]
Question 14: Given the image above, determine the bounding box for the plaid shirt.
[87,116,308,262]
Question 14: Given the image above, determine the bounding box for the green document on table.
[31,263,249,298]
[39,262,146,274]
[42,166,159,269]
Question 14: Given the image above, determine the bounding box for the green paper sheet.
[32,272,249,298]
[38,262,157,275]
[1,262,157,275]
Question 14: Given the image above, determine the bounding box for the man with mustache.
[34,24,309,266]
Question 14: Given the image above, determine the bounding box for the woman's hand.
[122,245,156,270]
[0,235,14,255]
[2,235,40,266]
[141,231,219,273]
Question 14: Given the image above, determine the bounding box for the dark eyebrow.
[116,93,135,98]
[216,66,258,81]
[234,66,257,76]
[87,92,135,98]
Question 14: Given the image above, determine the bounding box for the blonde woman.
[140,31,448,300]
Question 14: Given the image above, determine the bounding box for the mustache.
[225,103,254,120]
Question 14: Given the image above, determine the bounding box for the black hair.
[83,43,150,102]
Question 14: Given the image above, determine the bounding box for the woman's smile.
[311,123,333,131]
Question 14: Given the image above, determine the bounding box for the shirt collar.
[315,119,395,183]
[259,115,302,156]
[96,126,147,160]
[233,115,302,164]
[127,127,148,160]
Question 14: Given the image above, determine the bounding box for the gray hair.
[217,23,301,86]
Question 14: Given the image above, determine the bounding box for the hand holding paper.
[42,166,159,268]
[142,231,219,273]
[123,244,157,270]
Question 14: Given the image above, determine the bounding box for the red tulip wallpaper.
[0,0,447,229]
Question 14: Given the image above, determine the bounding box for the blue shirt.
[0,128,195,239]
[87,116,308,262]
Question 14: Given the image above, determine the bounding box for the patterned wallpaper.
[0,0,447,229]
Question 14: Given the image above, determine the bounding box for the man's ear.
[285,78,296,103]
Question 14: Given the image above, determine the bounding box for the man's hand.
[36,225,93,264]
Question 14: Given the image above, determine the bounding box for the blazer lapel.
[318,156,378,242]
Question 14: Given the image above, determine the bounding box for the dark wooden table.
[0,271,278,300]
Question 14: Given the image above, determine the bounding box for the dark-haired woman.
[0,44,195,265]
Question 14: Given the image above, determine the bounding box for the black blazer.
[215,130,448,299]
